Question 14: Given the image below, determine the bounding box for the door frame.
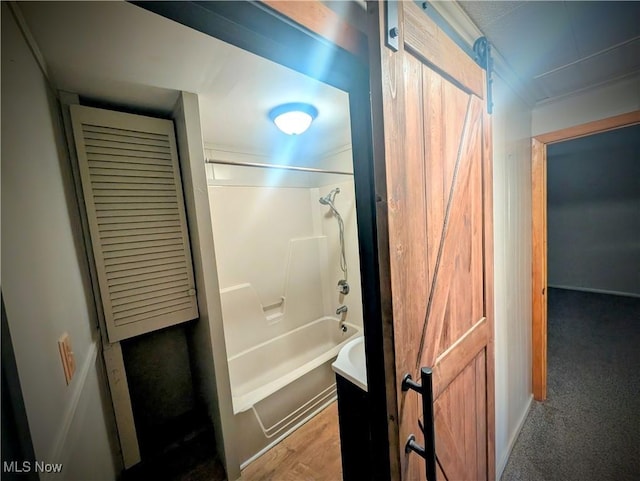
[531,110,640,401]
[131,2,392,479]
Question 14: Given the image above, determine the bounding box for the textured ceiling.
[458,1,640,104]
[17,0,640,149]
[18,1,352,160]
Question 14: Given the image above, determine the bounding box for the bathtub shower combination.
[209,180,363,466]
[229,316,360,464]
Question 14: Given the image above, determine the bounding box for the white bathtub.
[229,316,361,414]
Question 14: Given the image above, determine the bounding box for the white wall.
[209,186,316,300]
[492,74,534,478]
[532,74,640,136]
[1,4,119,479]
[210,185,326,354]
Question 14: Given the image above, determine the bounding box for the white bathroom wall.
[203,146,352,188]
[208,185,328,355]
[207,146,364,356]
[1,5,119,479]
[317,145,354,174]
[208,186,315,300]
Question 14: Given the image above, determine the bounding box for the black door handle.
[402,367,437,481]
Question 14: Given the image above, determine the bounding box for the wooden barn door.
[370,2,495,480]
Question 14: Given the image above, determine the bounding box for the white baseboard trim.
[46,341,99,469]
[496,394,534,480]
[548,285,640,299]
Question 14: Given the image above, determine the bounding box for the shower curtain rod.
[205,158,353,176]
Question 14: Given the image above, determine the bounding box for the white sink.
[332,335,368,392]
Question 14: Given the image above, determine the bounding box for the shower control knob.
[337,280,350,295]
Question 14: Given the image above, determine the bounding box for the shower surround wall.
[315,180,363,327]
[209,185,321,344]
[209,181,363,348]
[207,176,363,464]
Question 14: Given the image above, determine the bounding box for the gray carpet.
[501,288,640,481]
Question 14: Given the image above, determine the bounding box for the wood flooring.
[240,402,343,481]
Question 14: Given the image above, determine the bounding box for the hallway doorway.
[530,110,640,400]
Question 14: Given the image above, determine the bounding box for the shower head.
[318,186,348,281]
[319,187,340,206]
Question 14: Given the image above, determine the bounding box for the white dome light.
[269,103,318,135]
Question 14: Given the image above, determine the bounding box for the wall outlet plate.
[58,332,76,385]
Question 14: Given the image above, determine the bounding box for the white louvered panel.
[100,222,182,233]
[104,250,184,266]
[98,208,180,218]
[102,243,184,260]
[103,221,177,234]
[86,145,173,159]
[89,161,173,172]
[106,260,187,281]
[83,124,169,141]
[111,283,189,303]
[70,105,198,342]
[92,182,177,191]
[109,274,190,294]
[85,139,171,152]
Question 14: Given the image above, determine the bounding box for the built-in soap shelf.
[263,296,285,322]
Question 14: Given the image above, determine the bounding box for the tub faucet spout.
[336,305,348,315]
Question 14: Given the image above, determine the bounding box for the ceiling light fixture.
[269,102,318,135]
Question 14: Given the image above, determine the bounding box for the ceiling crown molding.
[427,1,537,108]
